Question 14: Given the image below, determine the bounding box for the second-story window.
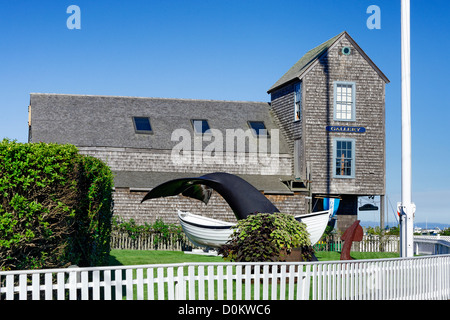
[334,82,356,121]
[294,82,302,121]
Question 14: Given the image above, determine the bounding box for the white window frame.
[294,82,302,122]
[333,81,356,121]
[294,139,301,179]
[333,138,355,178]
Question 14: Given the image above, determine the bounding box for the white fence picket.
[147,267,154,300]
[19,274,27,300]
[216,265,224,300]
[114,269,122,300]
[92,270,100,300]
[253,265,261,300]
[81,271,89,300]
[103,270,112,300]
[188,265,195,300]
[262,265,269,300]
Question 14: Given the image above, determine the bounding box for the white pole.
[400,0,415,257]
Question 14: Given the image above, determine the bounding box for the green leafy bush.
[0,139,114,270]
[218,212,312,262]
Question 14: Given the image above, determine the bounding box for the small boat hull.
[177,210,236,249]
[178,209,332,249]
[294,210,333,245]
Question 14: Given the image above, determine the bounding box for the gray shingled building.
[28,31,388,232]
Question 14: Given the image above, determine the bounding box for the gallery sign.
[326,126,366,133]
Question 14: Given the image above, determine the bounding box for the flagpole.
[400,0,415,257]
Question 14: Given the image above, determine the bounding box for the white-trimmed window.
[333,138,355,178]
[294,82,302,121]
[334,82,356,121]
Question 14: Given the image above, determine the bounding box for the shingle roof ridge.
[30,92,268,105]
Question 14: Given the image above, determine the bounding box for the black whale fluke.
[141,172,279,220]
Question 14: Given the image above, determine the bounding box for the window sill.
[333,119,356,122]
[333,176,355,179]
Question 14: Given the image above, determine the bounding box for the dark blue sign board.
[326,126,366,133]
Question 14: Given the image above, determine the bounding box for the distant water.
[359,220,449,230]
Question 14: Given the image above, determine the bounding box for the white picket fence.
[111,232,401,253]
[110,231,192,251]
[315,235,449,254]
[1,254,449,300]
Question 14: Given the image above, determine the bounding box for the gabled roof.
[267,31,389,94]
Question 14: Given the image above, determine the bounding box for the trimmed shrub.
[218,212,312,262]
[0,139,114,270]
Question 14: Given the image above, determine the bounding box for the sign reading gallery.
[326,126,366,133]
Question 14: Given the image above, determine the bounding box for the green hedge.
[0,139,114,270]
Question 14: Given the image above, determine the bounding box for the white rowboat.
[294,210,333,245]
[177,210,236,249]
[177,209,332,249]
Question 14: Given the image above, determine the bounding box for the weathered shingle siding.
[269,83,302,153]
[78,147,293,176]
[302,36,386,195]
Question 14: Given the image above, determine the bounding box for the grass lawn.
[314,251,399,261]
[109,249,400,266]
[108,250,224,266]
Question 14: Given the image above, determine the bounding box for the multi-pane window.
[294,82,302,121]
[133,117,152,134]
[334,139,355,178]
[334,82,355,121]
[191,119,211,135]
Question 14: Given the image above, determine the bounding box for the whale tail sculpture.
[141,172,279,220]
[141,172,333,249]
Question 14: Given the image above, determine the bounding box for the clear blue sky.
[1,1,449,225]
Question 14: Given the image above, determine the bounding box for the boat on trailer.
[177,209,333,249]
